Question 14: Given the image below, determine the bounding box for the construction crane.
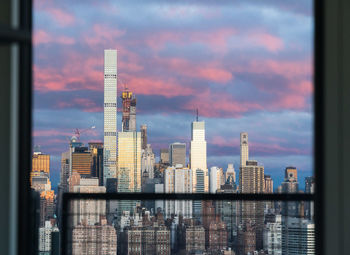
[74,125,95,141]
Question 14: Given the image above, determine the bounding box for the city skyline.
[33,0,313,190]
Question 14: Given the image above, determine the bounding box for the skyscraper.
[210,166,221,194]
[263,215,282,255]
[103,49,117,185]
[282,217,315,254]
[88,142,104,185]
[281,167,299,217]
[240,132,249,167]
[121,88,137,132]
[264,175,274,193]
[190,121,208,192]
[239,160,265,250]
[141,144,155,179]
[117,132,142,193]
[160,148,169,164]
[225,163,236,185]
[31,151,50,184]
[164,166,192,219]
[141,124,147,150]
[71,147,92,177]
[169,142,186,167]
[305,176,315,220]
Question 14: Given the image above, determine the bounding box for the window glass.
[33,0,314,254]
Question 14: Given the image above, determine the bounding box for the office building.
[282,217,315,255]
[164,166,192,219]
[210,166,221,194]
[71,147,92,177]
[239,160,264,194]
[31,171,51,193]
[160,148,169,164]
[193,169,205,221]
[103,49,117,184]
[121,88,136,132]
[117,131,142,193]
[264,174,274,211]
[226,163,236,185]
[216,184,238,246]
[141,144,155,179]
[239,160,265,250]
[305,177,315,220]
[31,151,50,184]
[240,132,249,167]
[281,167,299,217]
[38,220,59,254]
[39,190,55,227]
[141,124,147,150]
[190,121,208,192]
[88,142,103,185]
[264,175,274,193]
[263,215,282,255]
[117,131,142,212]
[169,142,186,168]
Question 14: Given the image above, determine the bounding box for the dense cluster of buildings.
[30,49,315,254]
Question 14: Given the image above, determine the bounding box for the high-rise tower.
[121,89,136,132]
[140,124,147,150]
[240,132,249,167]
[103,49,117,185]
[190,121,208,192]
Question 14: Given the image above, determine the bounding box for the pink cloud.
[247,59,311,79]
[144,28,236,52]
[33,130,72,137]
[155,57,233,84]
[84,24,126,47]
[184,90,262,117]
[122,75,194,98]
[249,33,284,52]
[45,7,75,27]
[34,30,75,45]
[250,142,310,155]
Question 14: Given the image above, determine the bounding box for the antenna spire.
[196,108,199,122]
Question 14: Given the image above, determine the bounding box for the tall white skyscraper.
[240,132,249,167]
[103,49,117,185]
[190,121,208,192]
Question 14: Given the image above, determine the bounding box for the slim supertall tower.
[190,121,208,192]
[103,49,117,185]
[240,132,249,167]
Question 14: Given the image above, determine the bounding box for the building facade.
[169,143,186,168]
[190,121,208,192]
[164,166,192,219]
[240,132,249,167]
[103,49,118,185]
[282,217,315,255]
[72,217,117,255]
[141,144,155,179]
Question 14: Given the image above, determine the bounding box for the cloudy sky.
[33,0,314,190]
